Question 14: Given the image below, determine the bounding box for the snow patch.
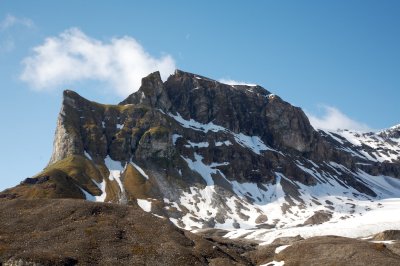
[215,140,232,147]
[137,199,152,212]
[77,186,95,201]
[172,134,182,145]
[260,261,285,266]
[275,245,290,254]
[131,162,149,179]
[168,112,226,133]
[233,133,274,155]
[182,153,228,185]
[104,156,126,203]
[169,112,275,154]
[185,140,209,148]
[84,151,92,160]
[92,179,107,202]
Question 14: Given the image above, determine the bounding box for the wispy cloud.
[0,14,34,30]
[306,105,372,132]
[219,78,256,86]
[20,28,176,96]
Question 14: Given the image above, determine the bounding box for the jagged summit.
[2,70,400,235]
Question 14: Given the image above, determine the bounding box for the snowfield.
[225,197,400,244]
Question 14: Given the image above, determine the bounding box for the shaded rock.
[271,235,304,245]
[303,211,332,226]
[372,230,400,241]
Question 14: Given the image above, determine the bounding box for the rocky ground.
[1,198,400,266]
[0,198,255,266]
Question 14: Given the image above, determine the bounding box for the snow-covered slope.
[81,118,400,237]
[225,197,400,244]
[320,127,400,163]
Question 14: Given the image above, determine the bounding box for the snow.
[168,112,275,154]
[84,151,92,160]
[185,140,209,148]
[219,79,257,86]
[226,198,400,245]
[168,112,226,133]
[260,261,285,266]
[92,179,107,202]
[336,130,362,146]
[222,163,400,244]
[275,245,290,254]
[323,131,344,144]
[104,156,126,203]
[356,170,400,197]
[233,133,275,154]
[371,240,395,244]
[104,156,124,171]
[181,153,228,185]
[78,186,95,201]
[174,152,400,235]
[137,199,152,212]
[215,140,232,147]
[116,123,124,130]
[326,129,400,163]
[131,162,149,179]
[172,134,182,145]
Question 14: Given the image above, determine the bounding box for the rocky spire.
[49,90,85,164]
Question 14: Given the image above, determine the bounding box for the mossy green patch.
[123,164,153,200]
[8,155,107,200]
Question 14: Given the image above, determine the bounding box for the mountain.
[2,70,400,235]
[2,69,400,265]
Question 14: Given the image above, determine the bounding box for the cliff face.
[2,70,400,231]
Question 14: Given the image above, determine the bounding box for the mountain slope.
[2,70,400,235]
[0,198,254,265]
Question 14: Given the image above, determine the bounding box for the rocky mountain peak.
[121,69,315,153]
[379,124,400,139]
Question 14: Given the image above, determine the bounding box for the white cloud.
[306,105,372,132]
[0,14,34,30]
[219,78,257,86]
[20,28,176,97]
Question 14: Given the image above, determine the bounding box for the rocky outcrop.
[49,91,85,164]
[247,236,400,266]
[373,230,400,241]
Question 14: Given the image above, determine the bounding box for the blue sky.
[0,1,399,190]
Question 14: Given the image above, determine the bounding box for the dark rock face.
[2,69,400,231]
[124,70,315,154]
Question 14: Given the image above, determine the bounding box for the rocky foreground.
[0,198,400,266]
